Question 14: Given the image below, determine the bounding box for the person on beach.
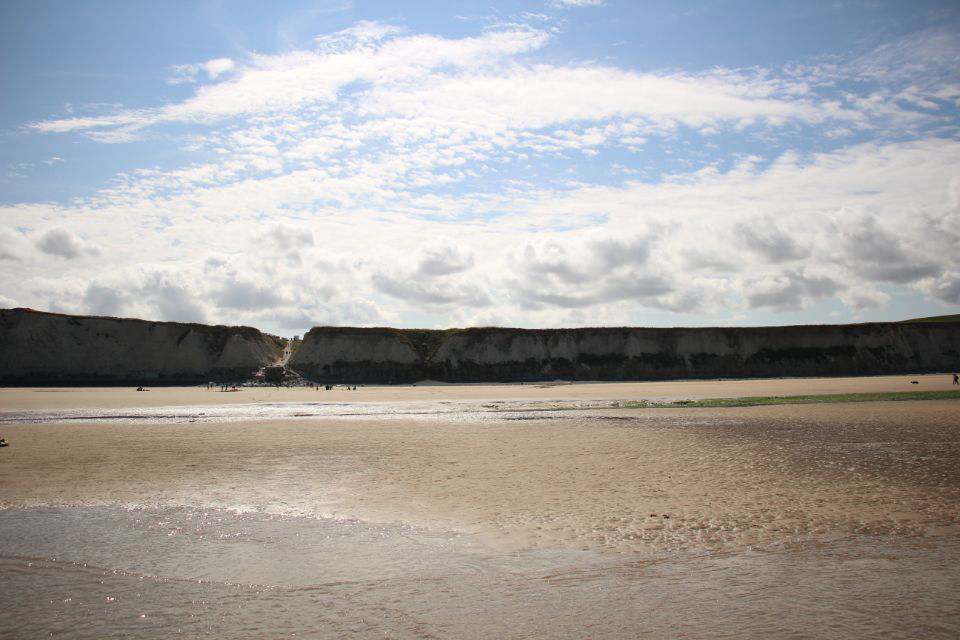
[0,436,7,447]
[953,373,959,385]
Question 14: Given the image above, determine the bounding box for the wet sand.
[2,379,958,555]
[2,378,959,637]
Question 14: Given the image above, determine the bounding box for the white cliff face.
[441,325,956,370]
[290,323,960,383]
[290,331,419,367]
[216,333,276,370]
[286,328,420,383]
[5,308,953,385]
[0,309,279,383]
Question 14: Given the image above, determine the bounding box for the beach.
[2,373,956,410]
[1,375,959,637]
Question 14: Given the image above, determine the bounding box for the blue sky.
[2,0,959,335]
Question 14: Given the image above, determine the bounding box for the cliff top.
[2,307,266,338]
[902,314,960,323]
[304,320,959,337]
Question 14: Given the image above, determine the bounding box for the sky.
[2,0,959,336]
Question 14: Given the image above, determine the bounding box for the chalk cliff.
[286,327,422,384]
[0,308,282,384]
[3,308,956,385]
[288,323,960,383]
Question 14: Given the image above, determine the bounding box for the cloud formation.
[35,229,100,260]
[551,0,605,7]
[169,57,236,84]
[4,15,960,333]
[29,19,871,152]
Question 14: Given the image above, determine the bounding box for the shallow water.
[2,398,959,637]
[1,506,958,639]
[0,399,588,425]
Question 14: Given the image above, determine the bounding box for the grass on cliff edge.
[615,389,960,409]
[901,313,960,323]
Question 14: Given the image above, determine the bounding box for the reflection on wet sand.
[0,381,958,638]
[3,400,958,554]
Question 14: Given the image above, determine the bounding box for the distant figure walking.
[953,373,959,385]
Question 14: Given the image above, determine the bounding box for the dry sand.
[2,376,958,555]
[0,372,955,410]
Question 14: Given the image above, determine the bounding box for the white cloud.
[314,20,403,51]
[6,19,960,330]
[372,272,492,308]
[29,20,866,154]
[839,285,890,311]
[5,137,957,329]
[551,0,605,7]
[744,270,841,312]
[416,240,475,276]
[35,228,100,260]
[265,225,313,251]
[204,57,236,79]
[83,284,128,317]
[33,24,551,137]
[0,229,28,261]
[153,283,207,324]
[735,218,810,263]
[923,271,960,305]
[215,278,284,311]
[169,57,236,84]
[261,225,315,267]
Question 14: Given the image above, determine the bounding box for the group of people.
[313,383,358,391]
[204,382,240,391]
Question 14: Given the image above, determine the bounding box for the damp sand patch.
[476,389,960,415]
[613,389,960,409]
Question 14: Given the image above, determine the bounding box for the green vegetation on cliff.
[902,314,960,323]
[396,328,463,361]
